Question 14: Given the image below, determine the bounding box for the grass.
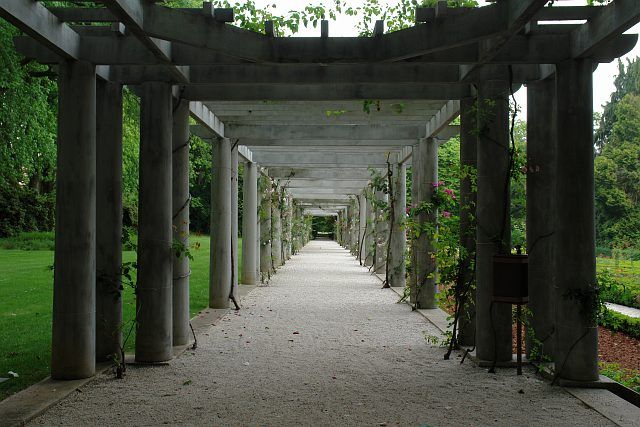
[0,233,241,401]
[597,257,640,297]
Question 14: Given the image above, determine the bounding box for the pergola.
[2,0,639,386]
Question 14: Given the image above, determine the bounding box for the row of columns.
[451,63,597,381]
[51,60,281,380]
[339,60,598,382]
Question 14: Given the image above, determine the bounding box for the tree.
[595,92,640,248]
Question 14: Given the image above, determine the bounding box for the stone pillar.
[414,138,438,309]
[410,143,421,303]
[210,138,232,309]
[171,99,190,347]
[242,162,259,285]
[285,194,293,260]
[347,205,353,252]
[359,193,367,262]
[136,81,173,363]
[336,211,342,245]
[364,196,375,267]
[271,186,283,267]
[259,183,272,280]
[374,190,388,275]
[554,60,598,381]
[95,80,123,362]
[389,162,407,288]
[526,78,556,359]
[231,145,239,296]
[52,60,97,379]
[351,203,359,256]
[475,80,512,363]
[458,96,478,347]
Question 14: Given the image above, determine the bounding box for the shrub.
[0,185,55,237]
[598,269,640,309]
[0,231,55,250]
[600,309,640,339]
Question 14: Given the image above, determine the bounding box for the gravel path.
[32,240,613,426]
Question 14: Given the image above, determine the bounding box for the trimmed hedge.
[600,309,640,340]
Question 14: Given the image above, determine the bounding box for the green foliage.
[0,231,55,251]
[599,362,640,393]
[312,216,336,237]
[595,92,640,249]
[598,269,640,309]
[599,309,640,340]
[0,185,55,237]
[0,235,237,399]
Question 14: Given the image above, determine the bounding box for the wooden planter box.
[492,254,528,304]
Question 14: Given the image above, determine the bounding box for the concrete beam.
[182,83,470,101]
[186,63,460,84]
[572,0,640,58]
[253,152,393,168]
[242,139,417,147]
[425,100,460,138]
[267,168,376,180]
[0,0,80,59]
[226,124,422,141]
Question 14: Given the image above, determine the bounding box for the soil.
[598,326,640,372]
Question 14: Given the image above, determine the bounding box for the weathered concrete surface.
[32,241,616,427]
[210,137,232,309]
[475,80,512,363]
[95,79,123,361]
[52,59,97,379]
[554,59,599,381]
[259,185,272,280]
[242,162,258,285]
[136,81,173,363]
[388,162,406,288]
[172,99,191,347]
[414,137,438,309]
[457,96,477,347]
[526,77,556,358]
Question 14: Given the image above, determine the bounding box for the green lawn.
[0,234,240,401]
[597,257,640,296]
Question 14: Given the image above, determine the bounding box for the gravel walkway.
[32,240,614,426]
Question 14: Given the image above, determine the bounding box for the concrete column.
[242,162,258,285]
[231,146,239,296]
[95,80,123,362]
[271,186,283,267]
[364,196,375,267]
[171,99,190,347]
[210,137,232,309]
[389,162,407,288]
[259,183,272,280]
[476,80,512,362]
[52,60,96,379]
[374,190,388,275]
[359,193,367,262]
[526,78,556,359]
[336,211,342,245]
[351,203,359,256]
[136,81,173,363]
[415,138,438,309]
[285,195,293,260]
[458,96,478,347]
[554,59,598,381]
[410,144,421,303]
